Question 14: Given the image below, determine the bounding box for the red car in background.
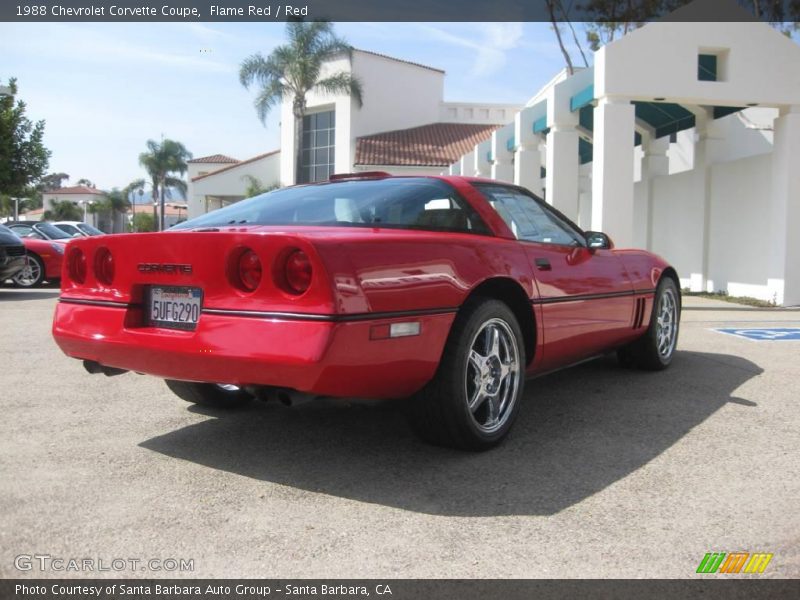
[52,175,680,449]
[14,236,66,287]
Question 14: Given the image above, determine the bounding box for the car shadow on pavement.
[140,351,762,516]
[0,288,60,301]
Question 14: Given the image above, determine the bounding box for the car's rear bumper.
[52,300,456,399]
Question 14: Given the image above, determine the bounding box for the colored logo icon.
[696,552,773,574]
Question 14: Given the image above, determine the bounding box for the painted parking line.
[714,328,800,341]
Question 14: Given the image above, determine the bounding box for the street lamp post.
[81,200,95,223]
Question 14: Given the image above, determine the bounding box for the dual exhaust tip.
[83,360,128,377]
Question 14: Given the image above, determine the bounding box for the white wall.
[596,21,800,107]
[41,192,102,214]
[440,102,520,125]
[649,169,707,290]
[187,161,235,182]
[189,153,280,218]
[707,153,775,300]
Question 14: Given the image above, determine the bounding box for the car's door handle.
[535,258,551,271]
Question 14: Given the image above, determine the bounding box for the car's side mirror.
[73,233,82,238]
[585,231,613,250]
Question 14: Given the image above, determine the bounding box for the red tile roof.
[355,123,502,167]
[42,185,104,195]
[188,154,239,164]
[191,150,280,182]
[354,49,445,74]
[131,203,187,216]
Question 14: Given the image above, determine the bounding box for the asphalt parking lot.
[1,287,798,579]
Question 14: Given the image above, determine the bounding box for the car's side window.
[10,225,37,239]
[475,184,584,246]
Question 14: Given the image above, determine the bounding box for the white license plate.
[148,286,202,330]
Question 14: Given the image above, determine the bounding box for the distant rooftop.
[42,185,104,196]
[188,154,239,164]
[191,150,280,182]
[355,123,502,167]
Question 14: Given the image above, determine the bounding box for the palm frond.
[314,72,364,107]
[163,176,187,197]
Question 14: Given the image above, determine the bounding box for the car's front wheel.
[618,277,681,370]
[165,380,254,409]
[407,298,525,450]
[12,254,45,288]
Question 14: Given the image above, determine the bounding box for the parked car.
[5,220,75,242]
[0,225,27,283]
[52,221,105,237]
[52,174,680,449]
[12,236,66,287]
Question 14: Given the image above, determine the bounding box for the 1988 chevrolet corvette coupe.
[52,174,680,449]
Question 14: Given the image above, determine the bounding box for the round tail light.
[68,247,87,283]
[237,249,262,292]
[284,250,312,295]
[94,247,114,285]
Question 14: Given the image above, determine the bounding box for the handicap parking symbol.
[715,328,800,341]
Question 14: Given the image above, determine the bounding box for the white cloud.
[418,23,524,76]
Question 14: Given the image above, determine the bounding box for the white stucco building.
[448,17,800,306]
[187,49,519,219]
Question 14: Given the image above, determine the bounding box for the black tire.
[407,298,526,450]
[12,253,45,288]
[165,380,254,409]
[618,277,681,371]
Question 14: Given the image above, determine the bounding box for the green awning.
[570,84,595,112]
[633,101,696,139]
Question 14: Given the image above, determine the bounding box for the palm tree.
[97,188,131,233]
[138,139,192,231]
[43,199,82,221]
[239,21,363,184]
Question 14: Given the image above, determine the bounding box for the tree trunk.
[152,186,158,231]
[159,177,166,231]
[293,96,306,185]
[547,0,574,75]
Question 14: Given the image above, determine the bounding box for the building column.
[514,107,544,195]
[642,136,670,251]
[770,106,800,306]
[514,140,543,196]
[545,79,580,220]
[546,126,579,219]
[591,97,635,247]
[491,124,514,183]
[460,151,476,177]
[474,139,492,178]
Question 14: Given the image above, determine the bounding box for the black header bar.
[0,0,778,23]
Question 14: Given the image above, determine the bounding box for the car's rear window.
[172,178,490,235]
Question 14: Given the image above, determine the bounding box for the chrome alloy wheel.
[13,258,41,287]
[656,287,679,359]
[465,318,521,434]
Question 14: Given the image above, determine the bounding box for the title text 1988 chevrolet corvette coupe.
[52,174,680,449]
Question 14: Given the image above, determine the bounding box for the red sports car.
[52,175,680,449]
[13,236,66,287]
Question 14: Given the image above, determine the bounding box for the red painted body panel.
[51,175,676,399]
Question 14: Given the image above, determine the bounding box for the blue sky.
[0,22,584,191]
